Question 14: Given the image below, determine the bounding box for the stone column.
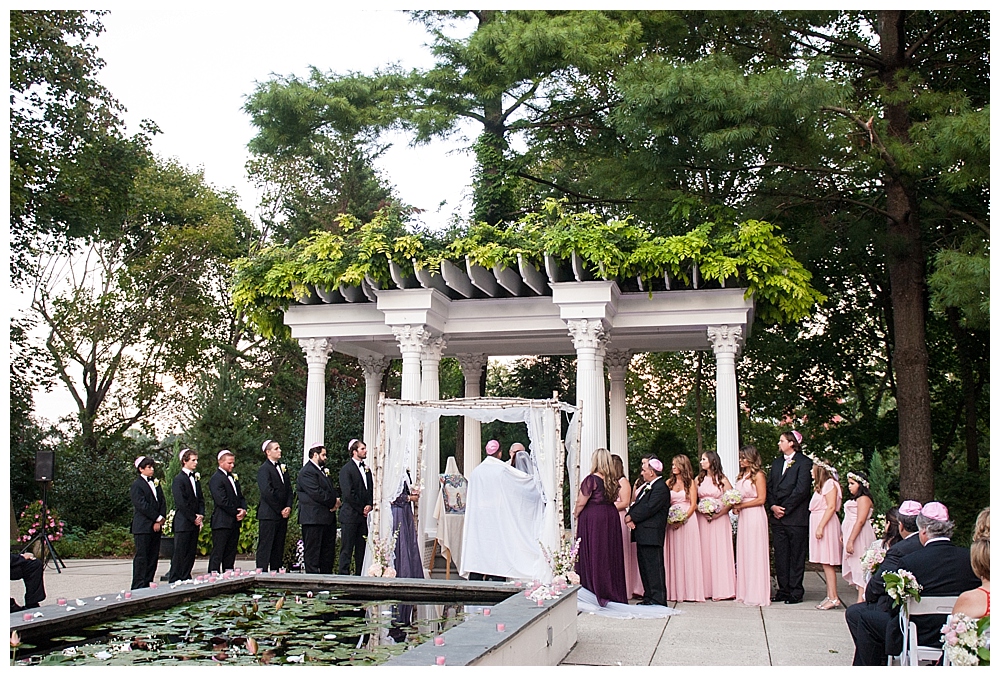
[568,319,608,473]
[605,348,631,479]
[392,325,427,402]
[419,333,446,544]
[456,353,488,475]
[708,325,743,483]
[300,337,335,464]
[358,355,389,451]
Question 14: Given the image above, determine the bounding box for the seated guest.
[951,507,989,620]
[10,551,46,612]
[844,500,924,666]
[884,502,981,658]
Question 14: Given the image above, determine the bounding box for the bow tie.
[358,461,366,468]
[146,477,154,483]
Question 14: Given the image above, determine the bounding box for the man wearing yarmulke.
[883,502,980,660]
[766,430,813,604]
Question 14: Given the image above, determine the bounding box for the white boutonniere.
[153,478,160,487]
[786,458,796,468]
[194,472,201,480]
[280,464,287,473]
[232,473,239,482]
[323,468,330,476]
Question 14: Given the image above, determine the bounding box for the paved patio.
[11,558,856,666]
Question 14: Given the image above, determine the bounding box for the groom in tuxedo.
[624,456,669,606]
[766,431,813,604]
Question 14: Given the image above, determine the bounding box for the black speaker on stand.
[21,450,65,573]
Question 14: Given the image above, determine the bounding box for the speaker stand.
[20,482,65,574]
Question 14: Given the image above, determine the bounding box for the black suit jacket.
[209,468,247,530]
[886,539,980,652]
[628,477,669,546]
[339,459,373,524]
[297,461,339,526]
[865,534,924,613]
[131,477,167,535]
[258,461,293,521]
[766,452,814,527]
[171,470,205,533]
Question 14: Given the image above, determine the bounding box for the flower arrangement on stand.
[941,613,990,666]
[540,536,581,587]
[667,505,687,525]
[17,500,64,544]
[366,529,398,578]
[882,569,923,608]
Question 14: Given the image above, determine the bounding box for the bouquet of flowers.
[366,529,398,578]
[721,489,743,508]
[667,505,687,525]
[882,568,922,608]
[161,510,175,537]
[697,497,723,517]
[941,613,990,666]
[541,536,581,585]
[859,541,887,584]
[872,513,889,540]
[17,500,65,544]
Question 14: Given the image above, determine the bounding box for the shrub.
[16,500,64,544]
[58,524,135,558]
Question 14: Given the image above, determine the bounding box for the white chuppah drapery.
[365,396,579,581]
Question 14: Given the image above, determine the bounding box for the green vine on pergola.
[232,199,825,338]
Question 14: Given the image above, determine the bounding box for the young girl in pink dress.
[664,454,705,602]
[612,454,642,599]
[840,470,875,603]
[733,445,770,606]
[696,451,736,600]
[808,457,843,610]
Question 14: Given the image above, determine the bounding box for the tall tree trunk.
[879,11,934,501]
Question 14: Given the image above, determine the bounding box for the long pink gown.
[697,476,736,600]
[808,478,843,565]
[664,484,706,602]
[840,499,875,587]
[619,508,643,598]
[734,475,770,606]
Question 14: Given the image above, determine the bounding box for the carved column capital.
[604,348,632,376]
[392,325,431,354]
[456,353,488,378]
[358,354,389,379]
[567,319,607,351]
[420,333,447,362]
[299,337,335,364]
[707,325,743,356]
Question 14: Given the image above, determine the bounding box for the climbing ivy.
[232,199,825,337]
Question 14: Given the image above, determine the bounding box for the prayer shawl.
[460,456,547,580]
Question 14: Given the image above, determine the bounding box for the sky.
[17,9,482,429]
[93,8,478,231]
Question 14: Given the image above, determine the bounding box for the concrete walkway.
[11,558,857,666]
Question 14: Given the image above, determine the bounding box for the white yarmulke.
[261,439,273,453]
[217,450,232,461]
[348,438,359,451]
[134,456,146,468]
[179,448,191,463]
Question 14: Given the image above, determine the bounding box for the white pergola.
[284,256,753,538]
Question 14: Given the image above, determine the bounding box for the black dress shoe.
[784,598,804,604]
[771,594,788,603]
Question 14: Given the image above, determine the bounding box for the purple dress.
[391,482,424,578]
[575,474,627,606]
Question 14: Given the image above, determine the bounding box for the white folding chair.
[901,596,960,666]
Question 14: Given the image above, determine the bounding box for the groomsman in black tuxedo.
[845,500,925,665]
[257,439,293,572]
[883,502,980,659]
[339,438,373,575]
[624,456,669,606]
[297,444,340,573]
[766,431,813,604]
[169,448,205,582]
[208,450,247,573]
[130,456,167,589]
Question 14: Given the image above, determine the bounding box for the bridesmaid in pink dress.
[612,454,643,599]
[733,445,770,606]
[841,470,876,603]
[696,451,736,600]
[664,454,705,602]
[808,457,843,610]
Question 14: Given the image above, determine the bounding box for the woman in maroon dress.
[574,448,628,606]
